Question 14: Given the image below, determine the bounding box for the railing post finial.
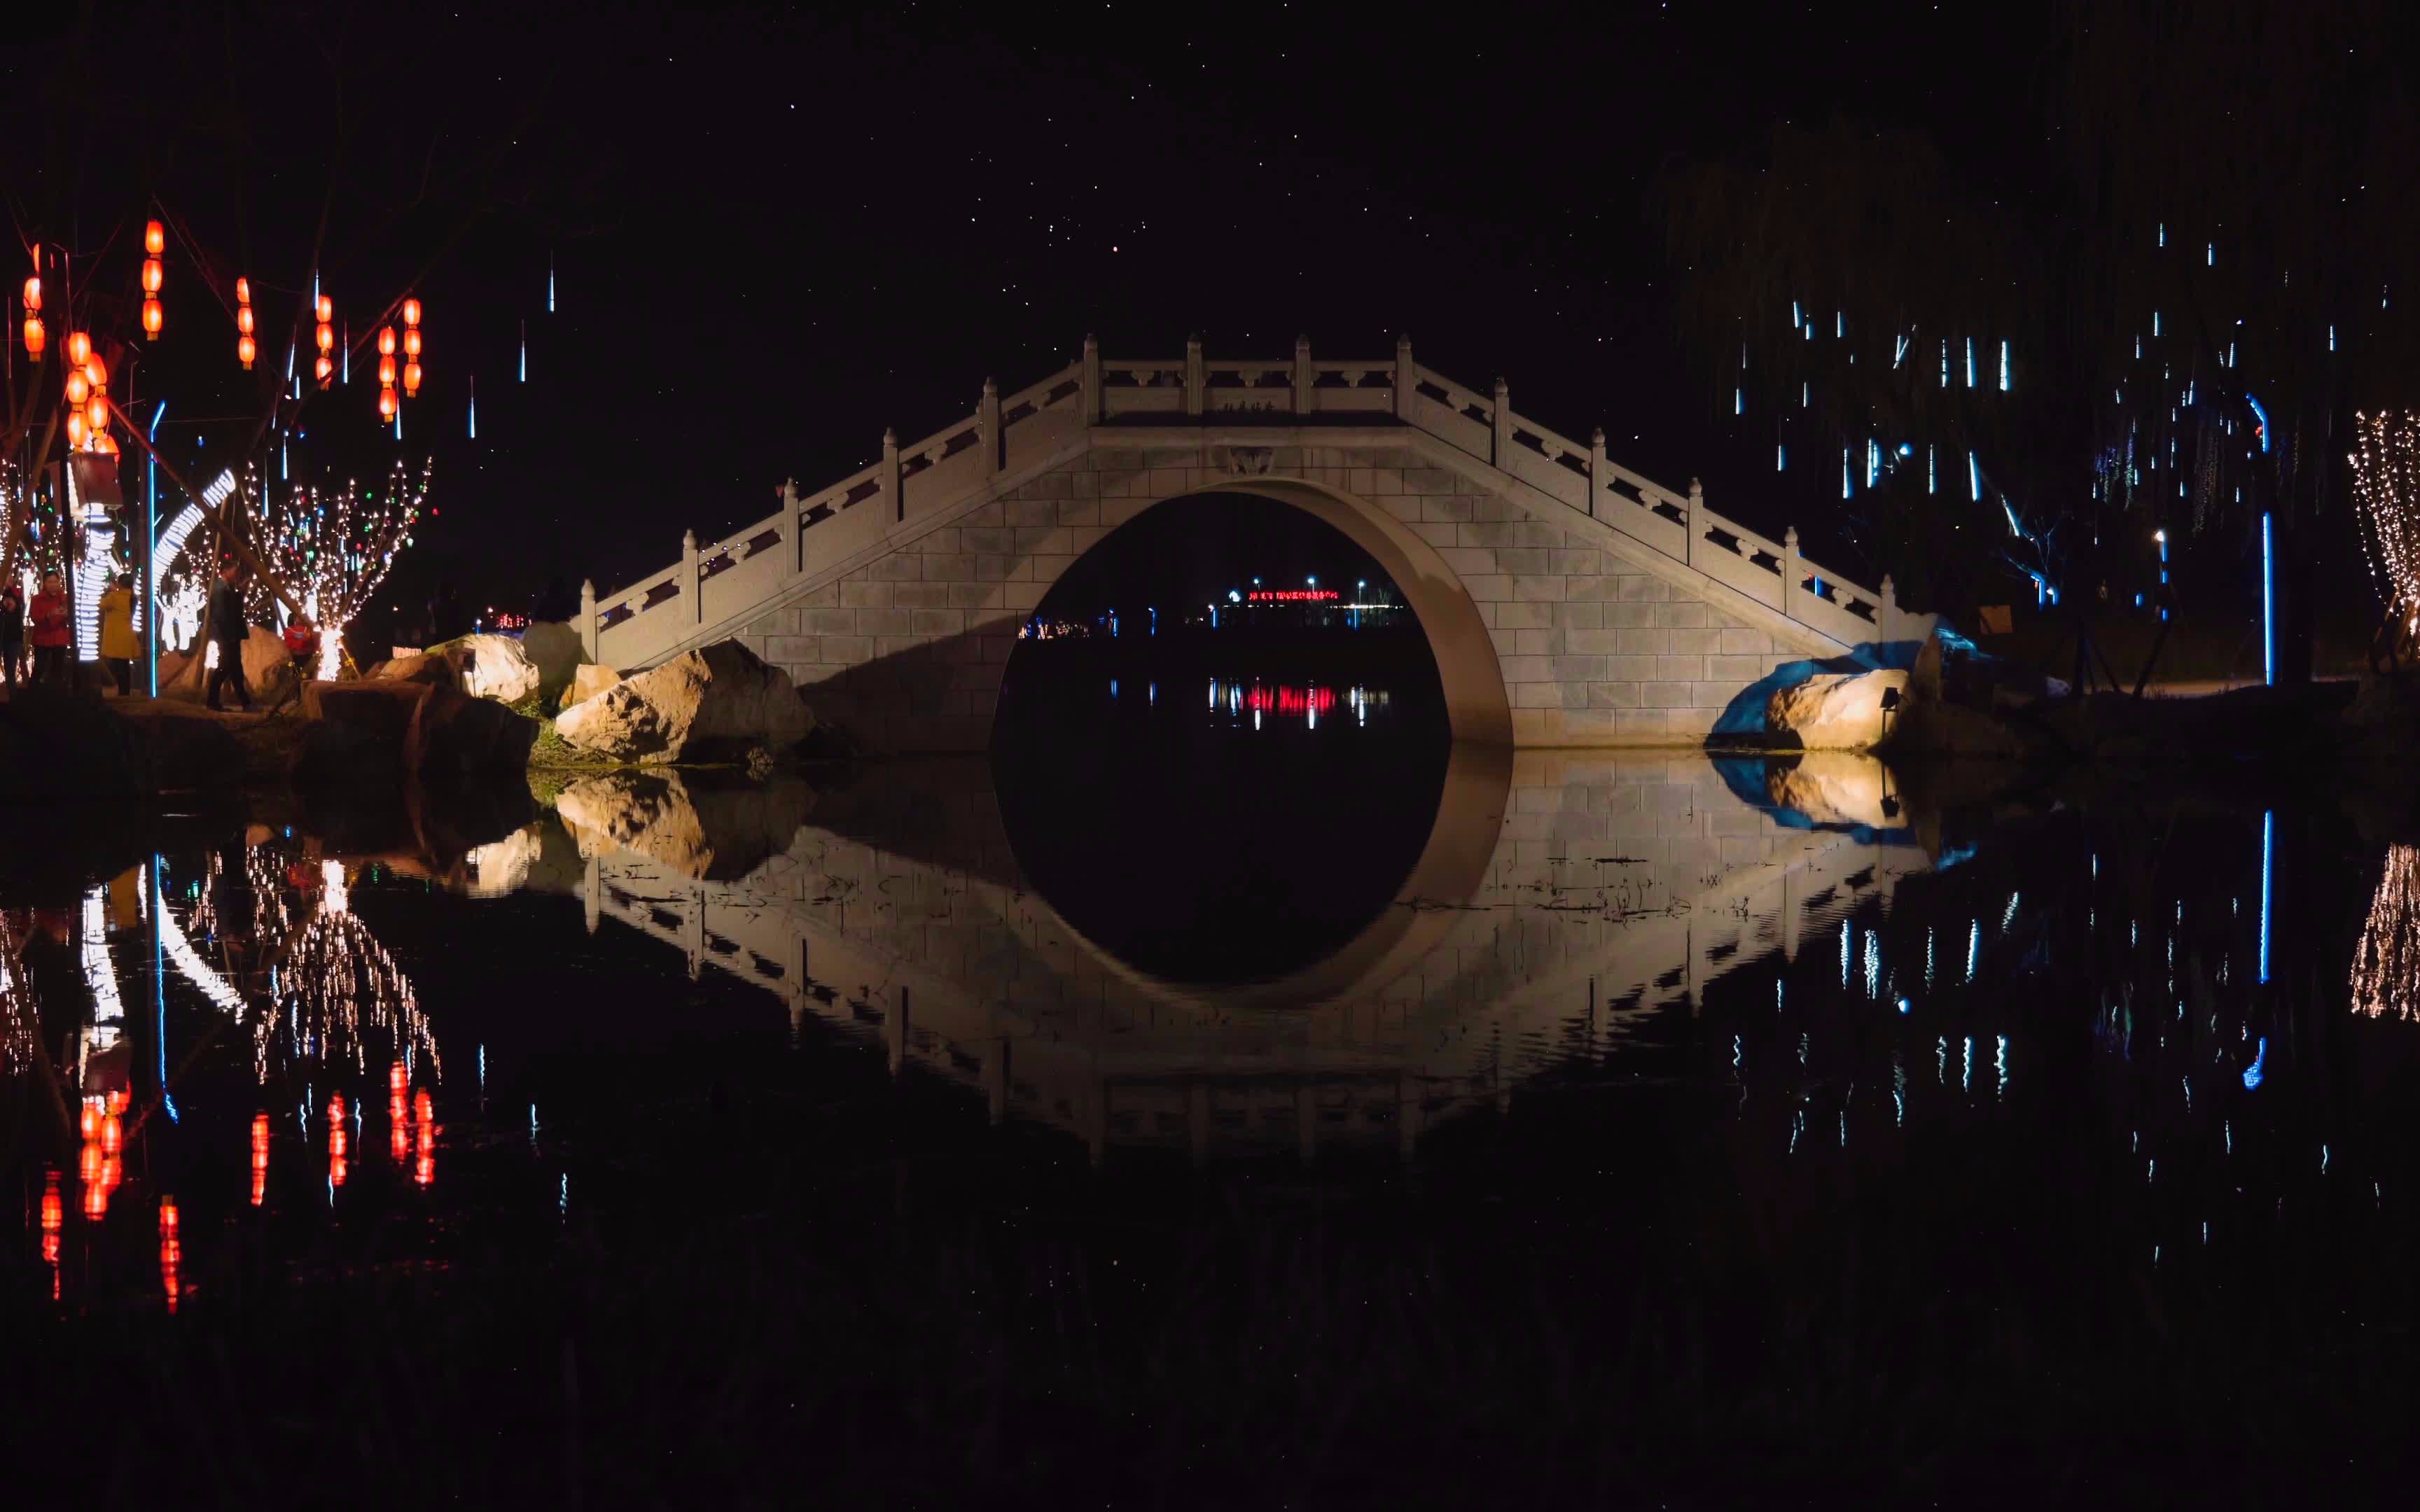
[1782,526,1802,622]
[1082,333,1103,424]
[1489,376,1511,466]
[1393,333,1414,420]
[882,426,903,522]
[579,578,597,661]
[1184,334,1205,417]
[1587,426,1608,519]
[1293,333,1312,416]
[681,529,702,625]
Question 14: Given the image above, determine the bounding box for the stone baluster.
[1783,526,1802,621]
[578,578,597,660]
[583,853,600,935]
[1082,332,1102,424]
[1685,478,1704,569]
[681,529,701,624]
[1293,334,1312,416]
[1491,377,1510,466]
[1589,427,1608,519]
[979,377,1001,477]
[1393,333,1414,419]
[1184,335,1205,417]
[781,477,803,573]
[882,426,902,522]
[1880,573,1900,642]
[686,883,704,980]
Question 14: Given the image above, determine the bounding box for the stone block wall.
[728,435,1811,752]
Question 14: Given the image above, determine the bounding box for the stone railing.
[582,335,1927,671]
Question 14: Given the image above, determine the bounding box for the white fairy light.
[2352,846,2420,1021]
[2351,411,2420,624]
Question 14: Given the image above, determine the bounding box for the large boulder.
[552,639,812,763]
[295,680,431,787]
[242,624,291,694]
[519,621,588,701]
[554,769,816,879]
[408,686,542,777]
[424,634,541,705]
[1765,668,1911,750]
[566,662,623,707]
[1765,751,1901,830]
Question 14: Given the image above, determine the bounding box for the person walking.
[0,575,22,693]
[98,573,138,697]
[204,564,253,712]
[28,571,71,688]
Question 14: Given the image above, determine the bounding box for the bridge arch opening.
[989,482,1509,989]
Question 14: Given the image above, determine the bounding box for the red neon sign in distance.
[1243,685,1337,715]
[1245,588,1337,603]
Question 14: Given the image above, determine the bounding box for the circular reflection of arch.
[989,479,1515,1004]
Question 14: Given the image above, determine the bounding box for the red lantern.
[235,276,251,305]
[237,304,255,335]
[22,316,42,359]
[238,333,256,370]
[402,298,421,327]
[144,220,165,256]
[85,355,106,388]
[92,433,118,456]
[378,326,396,356]
[377,354,397,386]
[66,330,90,367]
[65,412,88,447]
[317,295,333,323]
[403,326,422,358]
[87,395,109,433]
[64,369,90,405]
[141,258,164,295]
[403,360,422,396]
[315,354,334,385]
[316,321,335,354]
[21,275,39,312]
[143,298,163,339]
[378,385,398,419]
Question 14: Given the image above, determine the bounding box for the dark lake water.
[6,660,2420,1503]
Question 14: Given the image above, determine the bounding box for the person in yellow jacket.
[98,573,139,697]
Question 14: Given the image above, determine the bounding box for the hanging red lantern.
[236,276,251,305]
[317,295,333,323]
[403,326,422,358]
[65,369,90,405]
[141,258,164,295]
[87,395,109,433]
[21,275,39,313]
[378,385,398,419]
[145,220,165,257]
[315,354,334,385]
[22,316,43,359]
[92,433,118,456]
[402,298,421,327]
[237,304,256,335]
[66,329,90,367]
[85,354,106,388]
[143,298,163,338]
[403,360,422,397]
[377,353,397,386]
[65,412,88,448]
[377,326,396,356]
[238,333,256,370]
[316,321,335,354]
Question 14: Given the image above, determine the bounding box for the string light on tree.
[2350,410,2420,649]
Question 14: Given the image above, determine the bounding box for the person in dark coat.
[205,564,253,712]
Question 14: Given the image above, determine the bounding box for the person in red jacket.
[27,571,71,688]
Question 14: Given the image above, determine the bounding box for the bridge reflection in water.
[483,747,1933,1164]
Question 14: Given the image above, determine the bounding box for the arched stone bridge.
[577,338,1935,752]
[488,748,1935,1163]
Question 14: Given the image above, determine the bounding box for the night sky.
[0,1,2183,639]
